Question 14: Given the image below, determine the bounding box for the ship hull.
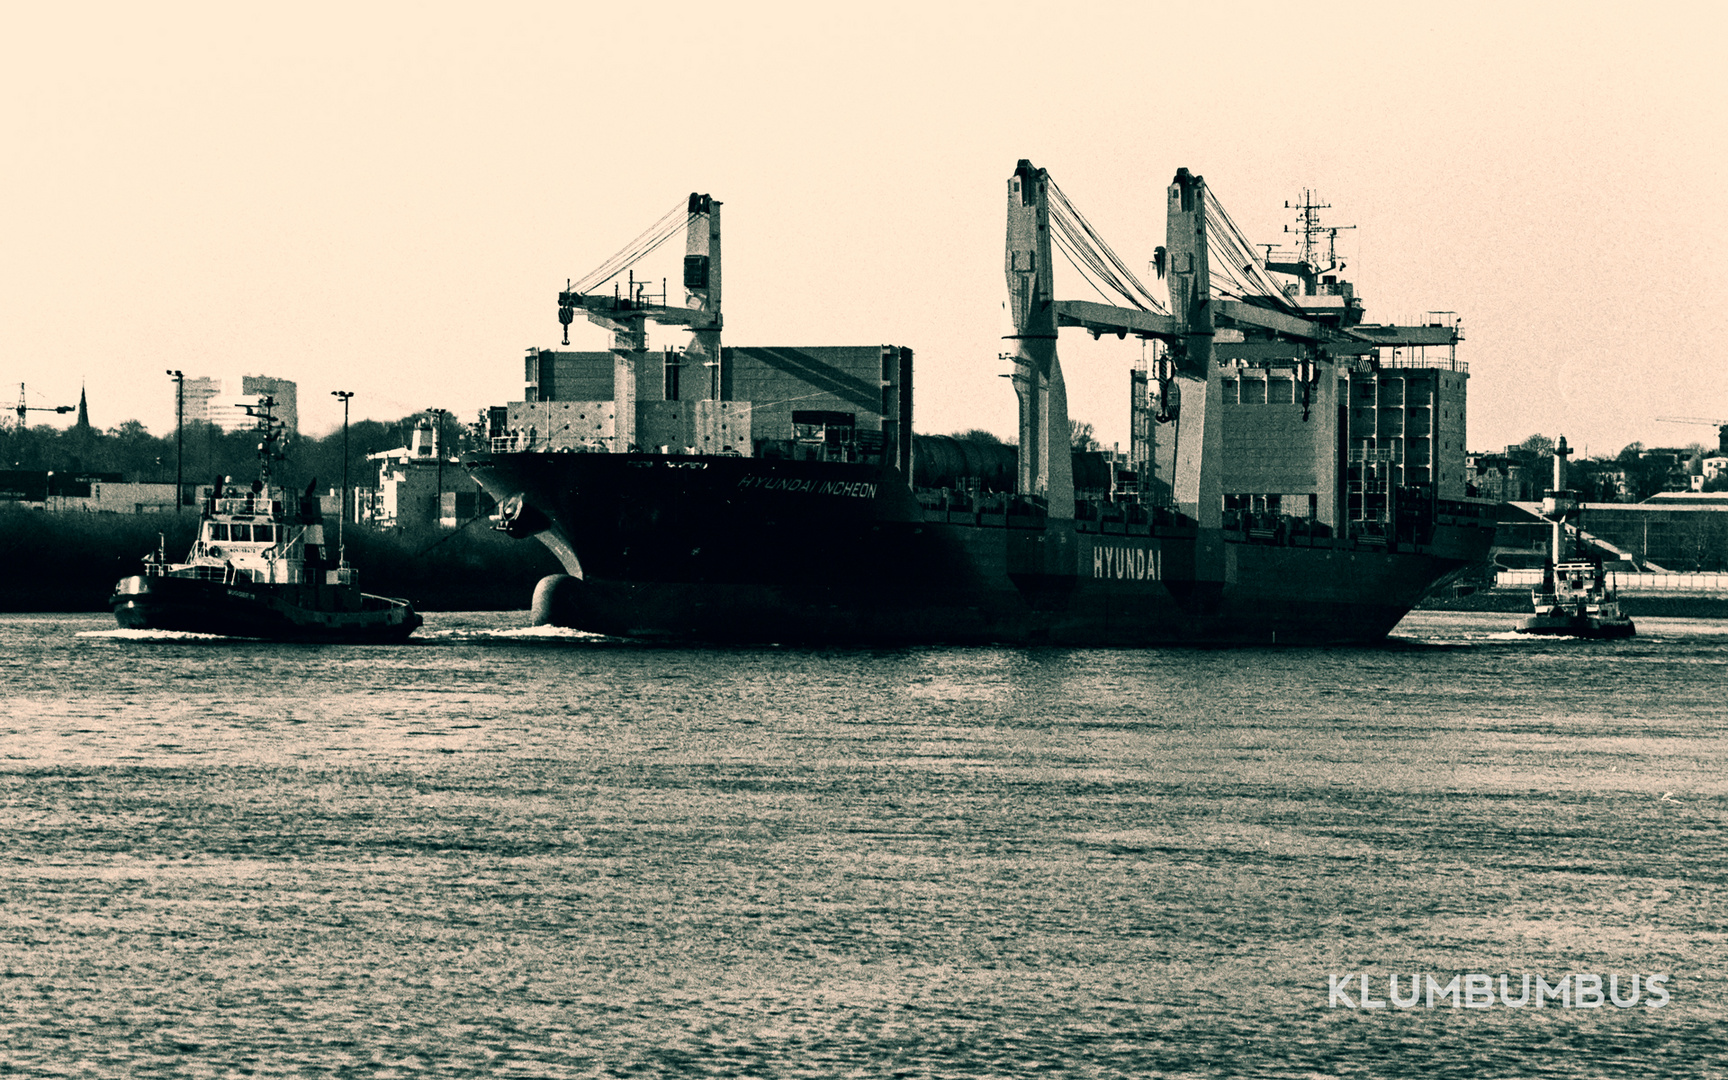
[111,574,421,643]
[467,452,1494,646]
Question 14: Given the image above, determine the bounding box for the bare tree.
[1517,433,1554,457]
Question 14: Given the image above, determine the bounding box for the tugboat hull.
[1515,610,1636,639]
[111,574,421,643]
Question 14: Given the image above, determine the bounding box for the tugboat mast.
[242,395,286,488]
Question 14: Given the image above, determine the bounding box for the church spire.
[75,384,90,430]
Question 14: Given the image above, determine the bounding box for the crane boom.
[13,384,73,427]
[1656,416,1728,455]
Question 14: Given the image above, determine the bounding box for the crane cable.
[570,199,697,295]
[1046,178,1169,314]
[1202,205,1267,301]
[1050,191,1165,312]
[1051,209,1139,308]
[1202,191,1303,315]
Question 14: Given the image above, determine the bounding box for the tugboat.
[110,396,422,641]
[1516,435,1635,639]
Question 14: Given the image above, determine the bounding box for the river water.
[2,611,1724,1077]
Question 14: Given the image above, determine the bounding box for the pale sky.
[4,2,1721,458]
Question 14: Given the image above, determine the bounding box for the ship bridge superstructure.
[143,397,341,590]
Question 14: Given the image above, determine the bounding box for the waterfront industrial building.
[358,417,485,528]
[0,472,207,513]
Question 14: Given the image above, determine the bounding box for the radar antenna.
[240,396,288,488]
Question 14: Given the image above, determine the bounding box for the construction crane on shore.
[1656,416,1728,454]
[12,383,73,429]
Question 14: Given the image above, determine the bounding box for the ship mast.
[1264,190,1354,297]
[241,395,286,488]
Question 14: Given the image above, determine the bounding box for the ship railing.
[1348,447,1402,464]
[167,565,233,583]
[489,434,620,454]
[1220,509,1335,545]
[213,496,283,517]
[1375,355,1469,373]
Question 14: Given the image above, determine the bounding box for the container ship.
[464,162,1495,644]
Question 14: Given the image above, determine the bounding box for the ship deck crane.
[551,194,723,449]
[1005,161,1467,579]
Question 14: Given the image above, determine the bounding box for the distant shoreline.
[1419,586,1728,618]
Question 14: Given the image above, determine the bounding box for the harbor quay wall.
[1420,583,1728,618]
[0,507,560,613]
[1494,569,1728,593]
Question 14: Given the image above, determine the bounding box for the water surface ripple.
[2,611,1724,1077]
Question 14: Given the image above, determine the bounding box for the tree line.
[12,416,1711,503]
[1,411,483,495]
[1507,434,1724,501]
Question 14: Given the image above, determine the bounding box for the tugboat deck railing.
[212,496,285,517]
